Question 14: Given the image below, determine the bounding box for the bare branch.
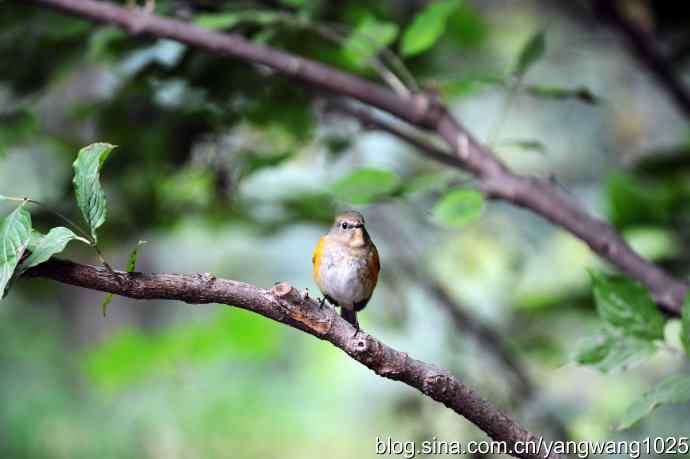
[27,0,688,311]
[25,258,560,459]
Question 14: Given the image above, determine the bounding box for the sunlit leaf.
[682,292,690,357]
[589,271,666,340]
[573,331,657,373]
[332,168,401,204]
[513,29,545,77]
[73,143,116,243]
[17,227,89,275]
[432,188,484,228]
[0,204,32,299]
[623,226,680,262]
[344,15,398,67]
[619,375,690,429]
[401,0,461,57]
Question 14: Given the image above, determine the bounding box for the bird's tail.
[340,307,359,330]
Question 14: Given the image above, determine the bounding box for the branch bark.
[26,0,688,315]
[26,258,559,459]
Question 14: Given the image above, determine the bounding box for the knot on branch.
[422,372,455,398]
[271,282,332,335]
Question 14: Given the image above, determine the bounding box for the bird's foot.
[318,297,326,309]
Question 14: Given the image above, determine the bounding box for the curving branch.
[26,258,559,459]
[26,0,688,315]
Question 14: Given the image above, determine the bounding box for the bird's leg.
[318,297,326,309]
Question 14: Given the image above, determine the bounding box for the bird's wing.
[312,236,326,283]
[369,243,380,286]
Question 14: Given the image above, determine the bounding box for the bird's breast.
[317,243,375,305]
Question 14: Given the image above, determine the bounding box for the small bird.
[312,211,380,331]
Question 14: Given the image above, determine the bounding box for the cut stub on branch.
[271,282,334,336]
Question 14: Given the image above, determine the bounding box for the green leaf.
[194,10,283,30]
[72,143,116,243]
[623,226,680,261]
[432,188,484,228]
[332,168,401,204]
[126,240,147,273]
[0,204,32,299]
[619,375,690,429]
[344,15,399,67]
[401,0,461,57]
[17,227,90,275]
[589,271,666,340]
[102,240,147,317]
[101,293,113,318]
[513,29,546,77]
[682,291,690,356]
[573,332,657,373]
[401,173,453,194]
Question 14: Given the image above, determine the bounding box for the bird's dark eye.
[341,222,348,230]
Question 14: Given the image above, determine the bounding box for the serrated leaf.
[344,15,399,68]
[682,291,690,357]
[73,143,116,243]
[432,188,484,228]
[513,29,546,77]
[618,375,690,430]
[102,240,147,317]
[0,204,32,299]
[332,168,401,204]
[589,271,666,340]
[17,227,90,275]
[401,0,460,57]
[573,332,657,373]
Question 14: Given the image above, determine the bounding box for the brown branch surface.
[26,258,559,459]
[26,0,687,315]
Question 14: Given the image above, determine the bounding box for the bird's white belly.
[320,259,368,306]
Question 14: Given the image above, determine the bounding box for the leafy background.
[1,0,690,458]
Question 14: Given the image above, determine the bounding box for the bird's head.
[329,211,369,248]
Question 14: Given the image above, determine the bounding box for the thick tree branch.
[27,0,688,312]
[26,258,558,459]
